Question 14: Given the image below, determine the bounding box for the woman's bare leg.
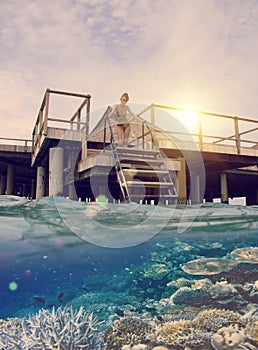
[124,125,131,146]
[117,126,123,146]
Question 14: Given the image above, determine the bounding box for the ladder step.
[127,181,174,188]
[120,158,163,165]
[117,147,159,156]
[123,169,169,175]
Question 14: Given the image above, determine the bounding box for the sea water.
[0,195,258,348]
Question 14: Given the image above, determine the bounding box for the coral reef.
[182,257,238,275]
[0,306,101,349]
[169,278,247,309]
[194,308,244,332]
[103,316,155,350]
[231,247,258,264]
[246,318,258,342]
[157,319,210,348]
[170,286,211,306]
[141,263,171,280]
[211,325,246,349]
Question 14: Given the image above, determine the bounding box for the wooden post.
[36,166,46,198]
[0,175,7,195]
[150,104,155,126]
[6,164,14,195]
[234,116,241,154]
[86,97,90,139]
[49,147,64,196]
[190,174,201,204]
[220,172,228,203]
[84,97,91,159]
[198,113,203,151]
[31,179,36,199]
[177,158,187,204]
[43,89,50,135]
[22,184,26,197]
[77,109,81,131]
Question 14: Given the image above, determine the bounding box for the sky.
[1,0,258,140]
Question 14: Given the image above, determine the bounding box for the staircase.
[105,116,179,204]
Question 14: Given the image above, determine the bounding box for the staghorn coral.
[0,306,101,350]
[211,325,246,349]
[231,247,258,264]
[182,257,238,275]
[157,319,210,348]
[194,308,244,333]
[245,318,258,342]
[104,316,154,350]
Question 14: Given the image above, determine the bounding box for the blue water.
[0,195,258,348]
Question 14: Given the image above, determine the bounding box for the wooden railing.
[32,88,91,157]
[0,137,32,151]
[138,104,258,154]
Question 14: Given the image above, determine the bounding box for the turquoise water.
[0,195,258,349]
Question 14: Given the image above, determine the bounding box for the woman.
[108,93,136,146]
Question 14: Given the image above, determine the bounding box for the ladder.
[105,117,179,204]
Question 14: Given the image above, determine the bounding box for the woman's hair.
[120,92,129,101]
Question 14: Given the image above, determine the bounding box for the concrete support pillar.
[0,175,7,195]
[22,184,26,197]
[246,188,258,206]
[220,172,228,204]
[69,184,78,200]
[31,179,36,199]
[190,174,201,204]
[49,147,64,197]
[177,158,187,204]
[36,166,46,199]
[6,164,14,195]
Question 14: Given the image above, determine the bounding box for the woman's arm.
[107,104,118,119]
[126,105,136,118]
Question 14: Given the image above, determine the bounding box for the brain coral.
[194,308,244,333]
[104,316,154,350]
[182,258,238,275]
[231,247,258,264]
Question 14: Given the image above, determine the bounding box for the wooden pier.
[0,88,258,204]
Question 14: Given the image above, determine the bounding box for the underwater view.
[0,195,258,349]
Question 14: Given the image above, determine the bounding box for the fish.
[57,292,64,300]
[33,296,45,303]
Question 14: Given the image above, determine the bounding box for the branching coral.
[194,308,244,333]
[103,316,154,350]
[157,319,210,348]
[0,306,101,350]
[245,318,258,342]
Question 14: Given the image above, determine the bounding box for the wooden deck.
[0,88,258,203]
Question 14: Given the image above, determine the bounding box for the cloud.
[0,0,258,138]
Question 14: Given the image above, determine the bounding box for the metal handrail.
[141,120,155,149]
[105,115,130,202]
[103,106,113,150]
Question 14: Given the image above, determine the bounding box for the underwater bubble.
[8,281,18,291]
